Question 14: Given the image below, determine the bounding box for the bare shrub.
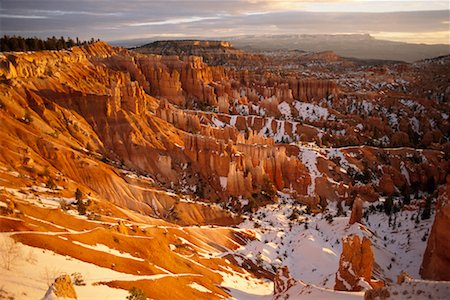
[0,238,22,270]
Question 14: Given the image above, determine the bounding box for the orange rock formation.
[420,175,450,280]
[334,235,381,291]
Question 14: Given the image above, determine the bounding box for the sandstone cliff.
[420,175,450,280]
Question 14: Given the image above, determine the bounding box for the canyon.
[0,40,449,299]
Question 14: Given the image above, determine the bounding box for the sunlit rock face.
[0,40,449,299]
[274,266,296,299]
[334,235,380,291]
[349,197,363,225]
[421,176,450,280]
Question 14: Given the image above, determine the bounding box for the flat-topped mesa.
[141,40,234,50]
[133,40,259,66]
[190,40,233,48]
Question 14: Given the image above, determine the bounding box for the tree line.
[0,35,100,52]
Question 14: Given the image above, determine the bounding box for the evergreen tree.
[426,177,436,194]
[0,35,97,51]
[75,188,86,215]
[384,196,393,215]
[67,37,75,48]
[126,287,147,300]
[421,197,432,220]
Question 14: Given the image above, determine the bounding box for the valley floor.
[0,189,434,300]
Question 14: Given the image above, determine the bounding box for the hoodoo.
[0,31,449,300]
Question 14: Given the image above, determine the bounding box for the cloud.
[0,13,48,19]
[128,16,221,27]
[0,0,448,44]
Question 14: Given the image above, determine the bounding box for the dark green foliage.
[325,214,334,224]
[127,287,147,300]
[46,177,57,190]
[77,200,86,215]
[245,196,257,212]
[402,191,411,205]
[384,197,393,215]
[75,188,86,215]
[261,175,277,199]
[426,177,436,194]
[194,180,205,199]
[0,35,99,52]
[421,197,432,220]
[75,188,82,201]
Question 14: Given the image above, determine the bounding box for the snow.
[188,282,212,294]
[1,186,74,209]
[259,117,274,136]
[299,149,322,195]
[293,100,330,122]
[278,101,292,118]
[42,287,59,300]
[378,278,450,300]
[360,100,374,115]
[220,177,228,191]
[400,162,410,185]
[273,120,290,143]
[236,104,250,116]
[278,280,364,299]
[400,99,425,114]
[0,231,209,299]
[336,270,352,290]
[0,235,129,300]
[230,115,238,127]
[408,117,421,136]
[218,267,273,300]
[234,193,434,297]
[326,148,360,173]
[71,241,145,262]
[387,113,399,131]
[212,116,226,128]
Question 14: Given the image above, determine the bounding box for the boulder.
[42,274,77,299]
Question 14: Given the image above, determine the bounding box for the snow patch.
[220,177,228,191]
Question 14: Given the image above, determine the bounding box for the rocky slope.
[0,41,449,299]
[420,175,450,280]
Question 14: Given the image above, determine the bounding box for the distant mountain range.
[110,34,449,62]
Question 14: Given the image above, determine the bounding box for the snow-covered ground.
[218,267,273,300]
[0,234,129,300]
[228,193,434,299]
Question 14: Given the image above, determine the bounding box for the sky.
[1,0,449,44]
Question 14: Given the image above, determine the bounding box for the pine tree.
[384,197,393,215]
[127,287,147,300]
[75,188,86,215]
[421,197,432,220]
